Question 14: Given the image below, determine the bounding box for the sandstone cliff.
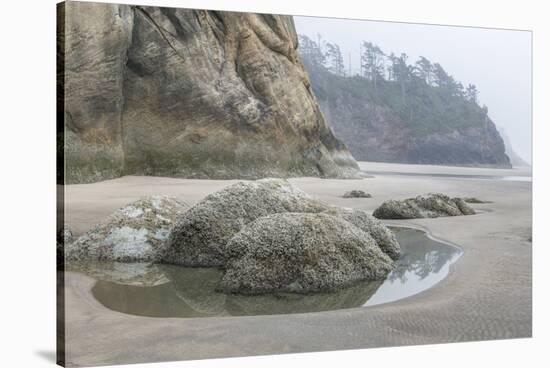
[58,2,358,183]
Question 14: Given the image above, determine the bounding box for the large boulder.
[66,196,189,262]
[220,213,394,295]
[323,207,400,260]
[372,193,475,219]
[60,2,359,183]
[163,179,329,266]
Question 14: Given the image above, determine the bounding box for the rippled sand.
[61,162,532,366]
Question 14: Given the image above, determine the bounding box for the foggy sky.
[294,16,532,164]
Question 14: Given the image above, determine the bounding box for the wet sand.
[61,162,532,366]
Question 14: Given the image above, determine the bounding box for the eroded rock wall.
[60,2,358,183]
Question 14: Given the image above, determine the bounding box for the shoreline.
[62,162,532,366]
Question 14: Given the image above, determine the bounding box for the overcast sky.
[294,16,532,164]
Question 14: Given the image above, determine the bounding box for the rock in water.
[220,213,394,294]
[163,179,329,266]
[372,193,476,219]
[66,196,189,262]
[60,2,359,183]
[323,207,400,260]
[343,190,371,198]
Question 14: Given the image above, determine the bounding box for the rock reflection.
[90,265,382,317]
[81,227,462,317]
[66,261,169,287]
[388,227,461,283]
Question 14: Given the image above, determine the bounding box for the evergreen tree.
[361,42,386,89]
[390,53,411,100]
[433,62,451,88]
[387,52,396,81]
[466,83,479,103]
[414,56,434,85]
[298,34,484,113]
[325,42,345,76]
[298,34,326,71]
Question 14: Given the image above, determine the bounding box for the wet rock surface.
[66,196,189,262]
[220,213,394,294]
[373,193,476,219]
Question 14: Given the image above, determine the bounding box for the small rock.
[372,193,476,219]
[66,196,189,262]
[343,190,371,198]
[220,213,394,295]
[463,197,490,204]
[163,179,329,267]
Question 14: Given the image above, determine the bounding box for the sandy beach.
[61,162,532,366]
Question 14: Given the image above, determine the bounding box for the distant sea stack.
[298,35,512,168]
[501,131,530,168]
[58,2,359,184]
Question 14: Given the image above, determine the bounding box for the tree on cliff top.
[298,34,492,137]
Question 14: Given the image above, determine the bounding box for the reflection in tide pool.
[364,227,462,306]
[69,227,461,318]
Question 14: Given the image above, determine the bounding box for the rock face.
[66,196,189,262]
[343,190,371,198]
[220,213,394,294]
[501,130,530,168]
[163,179,329,266]
[317,81,511,167]
[323,207,400,260]
[59,2,358,184]
[373,193,475,219]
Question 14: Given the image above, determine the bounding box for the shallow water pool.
[68,227,462,318]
